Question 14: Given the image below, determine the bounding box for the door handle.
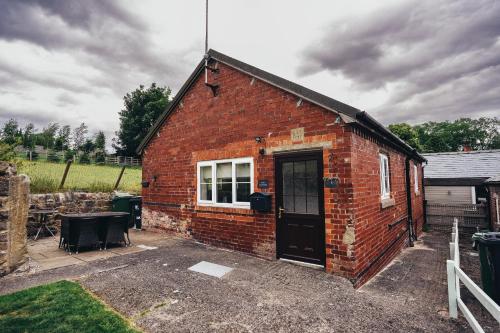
[278,207,285,219]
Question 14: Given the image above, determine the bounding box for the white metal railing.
[447,218,500,332]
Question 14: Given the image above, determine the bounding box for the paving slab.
[35,256,85,271]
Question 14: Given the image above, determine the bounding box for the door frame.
[274,150,326,266]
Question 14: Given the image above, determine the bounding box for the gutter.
[356,111,426,162]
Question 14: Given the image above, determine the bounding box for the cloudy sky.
[1,0,499,147]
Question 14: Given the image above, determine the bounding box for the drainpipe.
[422,162,427,228]
[495,194,500,229]
[405,156,415,247]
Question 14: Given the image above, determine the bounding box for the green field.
[0,280,139,333]
[19,161,142,194]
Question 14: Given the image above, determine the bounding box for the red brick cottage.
[137,49,426,286]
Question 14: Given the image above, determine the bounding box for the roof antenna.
[204,0,208,84]
[204,0,219,96]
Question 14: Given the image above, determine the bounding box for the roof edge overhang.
[136,49,426,162]
[424,177,488,186]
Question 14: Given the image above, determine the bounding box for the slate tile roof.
[423,150,500,179]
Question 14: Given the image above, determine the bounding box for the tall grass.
[19,161,141,194]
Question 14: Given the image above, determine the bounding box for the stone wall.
[28,192,112,235]
[0,162,30,277]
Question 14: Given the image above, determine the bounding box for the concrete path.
[0,231,495,332]
[26,229,168,271]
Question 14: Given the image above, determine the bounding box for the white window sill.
[381,197,395,209]
[197,202,251,210]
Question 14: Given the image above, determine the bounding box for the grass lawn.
[18,161,141,194]
[0,280,140,333]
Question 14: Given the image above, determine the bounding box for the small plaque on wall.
[258,179,269,189]
[291,127,304,142]
[323,177,339,188]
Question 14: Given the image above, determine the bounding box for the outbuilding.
[137,50,425,286]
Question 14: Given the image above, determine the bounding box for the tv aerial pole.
[204,0,219,96]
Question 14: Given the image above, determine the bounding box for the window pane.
[236,182,250,202]
[236,163,250,182]
[295,195,307,213]
[283,195,294,212]
[216,162,232,182]
[294,161,306,178]
[283,162,293,196]
[384,158,390,192]
[200,166,212,183]
[294,178,306,196]
[306,160,317,179]
[217,182,233,203]
[216,162,232,203]
[201,183,212,200]
[307,195,319,214]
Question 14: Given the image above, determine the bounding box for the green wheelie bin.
[112,193,142,230]
[473,232,500,304]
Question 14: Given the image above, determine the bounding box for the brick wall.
[346,130,425,286]
[142,61,424,285]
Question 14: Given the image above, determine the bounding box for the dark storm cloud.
[0,60,94,93]
[0,0,189,95]
[0,106,57,127]
[298,0,500,123]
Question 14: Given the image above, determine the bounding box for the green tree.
[389,117,500,153]
[39,122,59,149]
[94,131,106,152]
[22,123,35,149]
[54,125,71,151]
[388,123,421,150]
[79,152,91,164]
[1,119,20,145]
[81,139,95,154]
[114,83,171,156]
[73,122,88,152]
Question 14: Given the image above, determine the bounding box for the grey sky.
[0,0,499,146]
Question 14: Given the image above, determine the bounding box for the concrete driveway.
[0,231,492,332]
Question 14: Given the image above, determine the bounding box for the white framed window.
[379,153,390,199]
[414,164,419,193]
[197,157,254,208]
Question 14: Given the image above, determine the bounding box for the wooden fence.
[104,156,141,167]
[426,203,488,232]
[447,219,500,332]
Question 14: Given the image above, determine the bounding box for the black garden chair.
[70,217,101,254]
[103,215,128,250]
[59,217,70,250]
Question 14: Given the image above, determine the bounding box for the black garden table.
[59,212,130,253]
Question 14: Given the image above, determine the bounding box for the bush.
[79,152,91,164]
[47,150,61,163]
[64,150,75,162]
[0,142,16,161]
[94,151,105,164]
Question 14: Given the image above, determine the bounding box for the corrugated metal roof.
[423,150,500,179]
